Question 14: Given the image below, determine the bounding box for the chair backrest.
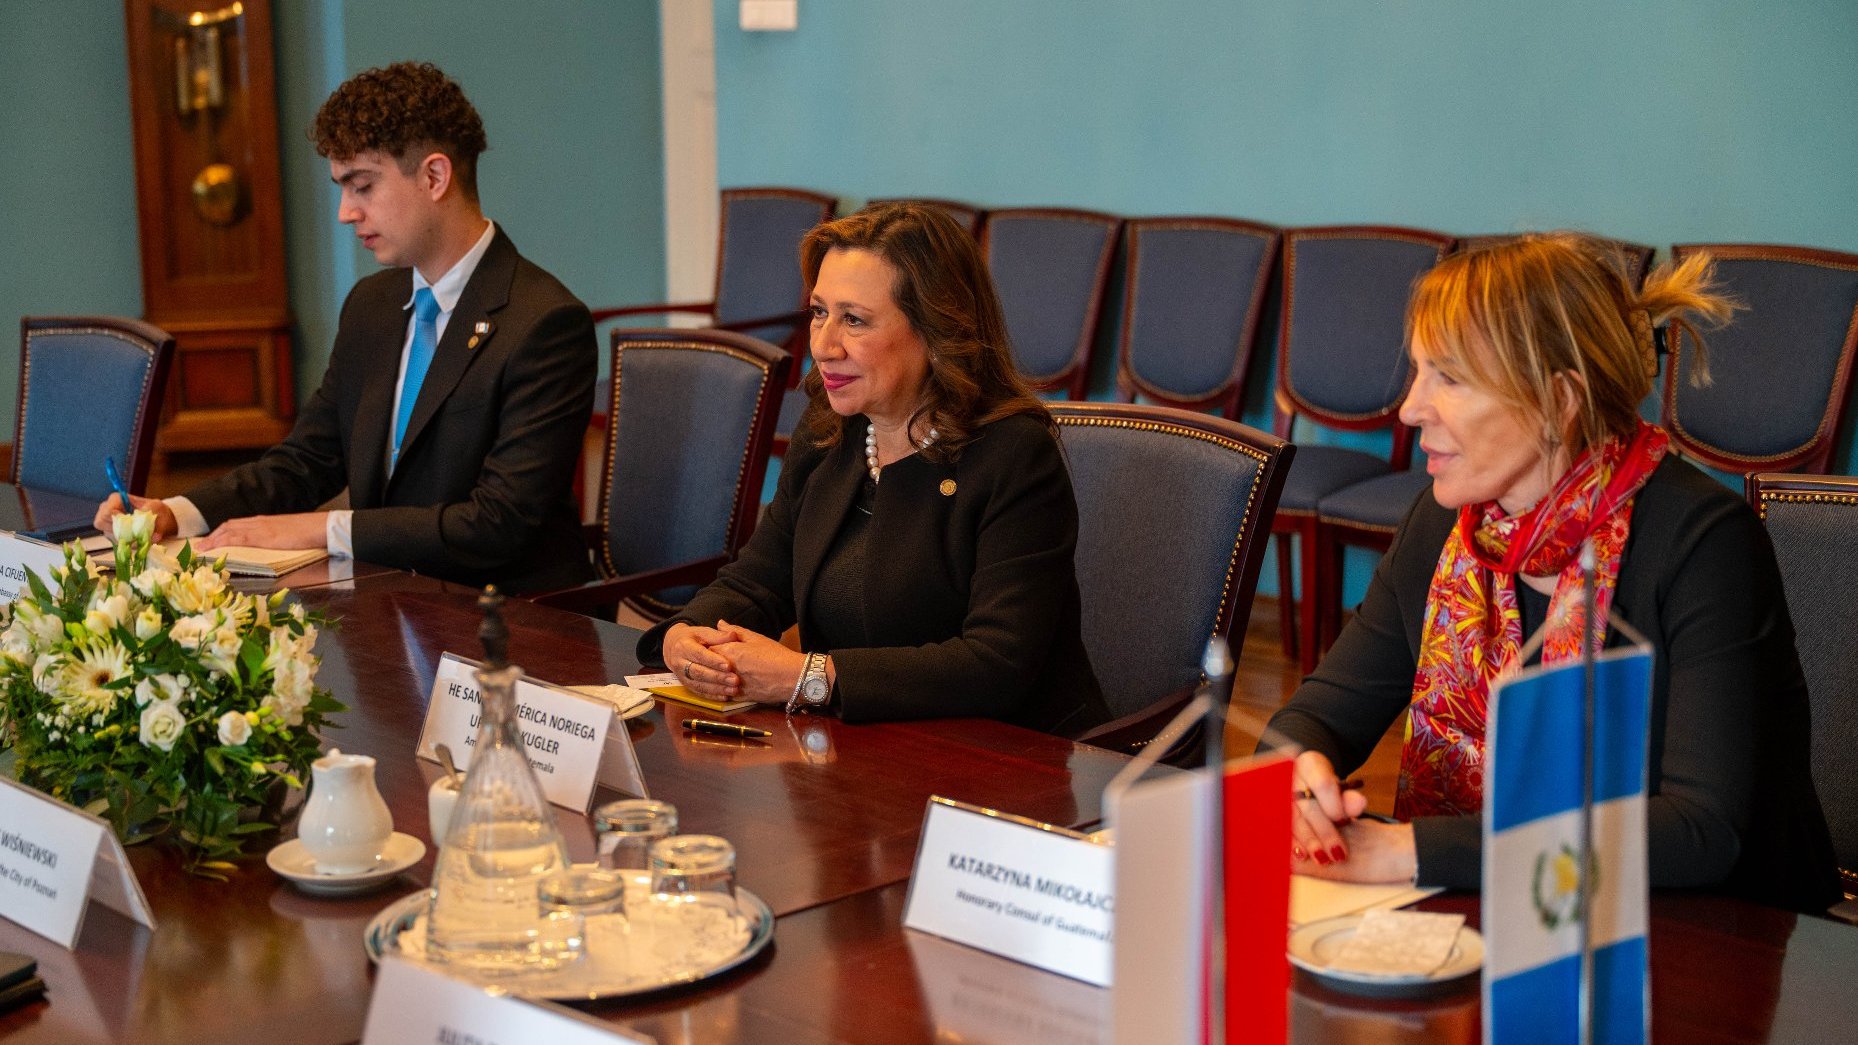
[602,329,791,616]
[14,316,174,498]
[711,187,837,342]
[1457,233,1657,290]
[981,208,1123,399]
[1053,402,1293,718]
[1117,217,1280,418]
[1275,226,1454,462]
[1748,472,1858,892]
[867,197,985,238]
[1665,244,1858,474]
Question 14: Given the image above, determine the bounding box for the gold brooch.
[939,479,956,496]
[468,321,490,350]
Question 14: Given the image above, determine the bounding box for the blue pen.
[104,456,133,511]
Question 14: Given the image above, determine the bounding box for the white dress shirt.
[166,220,498,557]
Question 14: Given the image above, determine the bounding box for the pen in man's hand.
[681,718,773,739]
[104,456,133,512]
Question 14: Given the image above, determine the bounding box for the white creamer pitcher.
[298,748,393,873]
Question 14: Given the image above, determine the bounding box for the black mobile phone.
[0,953,35,993]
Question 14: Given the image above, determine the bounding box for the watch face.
[801,677,830,704]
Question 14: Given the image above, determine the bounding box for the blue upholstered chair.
[868,197,986,238]
[590,187,835,355]
[1114,217,1280,419]
[14,316,174,500]
[1664,244,1858,475]
[1054,402,1293,759]
[981,208,1123,399]
[1748,472,1858,915]
[531,329,790,620]
[1269,226,1454,672]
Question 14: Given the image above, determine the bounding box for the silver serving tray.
[363,885,775,1001]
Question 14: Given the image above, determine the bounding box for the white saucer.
[569,684,656,721]
[266,832,427,896]
[1289,913,1483,998]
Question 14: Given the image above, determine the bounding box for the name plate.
[362,956,655,1044]
[0,532,69,605]
[903,796,1114,986]
[415,653,646,813]
[0,777,157,948]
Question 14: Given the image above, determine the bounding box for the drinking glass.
[594,799,678,876]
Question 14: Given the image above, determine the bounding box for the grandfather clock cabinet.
[123,0,295,453]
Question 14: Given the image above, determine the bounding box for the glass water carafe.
[425,589,577,974]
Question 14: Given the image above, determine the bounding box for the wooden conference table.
[0,562,1855,1043]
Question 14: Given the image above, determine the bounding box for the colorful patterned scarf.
[1394,422,1668,819]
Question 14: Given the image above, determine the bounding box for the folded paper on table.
[1291,875,1442,927]
[623,673,755,715]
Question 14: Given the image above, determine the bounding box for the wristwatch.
[785,652,831,714]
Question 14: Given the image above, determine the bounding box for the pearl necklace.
[866,422,938,483]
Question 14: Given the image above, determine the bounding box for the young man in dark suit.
[96,62,596,594]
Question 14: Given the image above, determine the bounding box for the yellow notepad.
[624,673,757,714]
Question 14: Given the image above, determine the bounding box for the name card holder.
[0,532,71,605]
[0,777,157,948]
[416,653,646,814]
[362,956,655,1044]
[902,796,1114,987]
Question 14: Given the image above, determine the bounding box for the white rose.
[134,606,162,641]
[111,510,154,546]
[168,613,218,650]
[0,619,35,662]
[24,607,63,648]
[130,566,174,599]
[216,710,251,746]
[84,593,131,634]
[139,701,186,751]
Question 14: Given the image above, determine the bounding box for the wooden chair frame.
[531,329,791,619]
[1052,401,1293,760]
[1747,470,1858,903]
[1664,243,1858,475]
[1114,216,1280,419]
[1269,225,1454,672]
[15,315,175,494]
[979,207,1123,400]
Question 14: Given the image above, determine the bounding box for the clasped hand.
[662,620,804,704]
[1290,750,1417,883]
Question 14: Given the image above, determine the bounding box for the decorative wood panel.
[123,0,294,451]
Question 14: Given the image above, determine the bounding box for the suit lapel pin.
[468,321,491,350]
[940,479,957,497]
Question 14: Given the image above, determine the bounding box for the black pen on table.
[682,718,772,739]
[1294,778,1399,824]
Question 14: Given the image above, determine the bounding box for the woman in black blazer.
[638,203,1109,736]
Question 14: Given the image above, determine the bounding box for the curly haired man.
[98,62,597,593]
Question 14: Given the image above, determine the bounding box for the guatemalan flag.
[1482,644,1652,1045]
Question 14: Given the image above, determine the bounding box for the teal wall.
[712,0,1858,600]
[0,5,143,381]
[0,0,664,431]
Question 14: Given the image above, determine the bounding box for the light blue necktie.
[393,286,440,468]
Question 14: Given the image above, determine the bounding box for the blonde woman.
[1270,234,1838,913]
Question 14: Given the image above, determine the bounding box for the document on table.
[1289,874,1441,927]
[95,540,328,578]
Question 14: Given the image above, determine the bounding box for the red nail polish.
[1331,847,1347,863]
[1313,850,1331,866]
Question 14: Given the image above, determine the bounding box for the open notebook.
[91,538,327,579]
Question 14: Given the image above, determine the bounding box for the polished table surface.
[0,567,1854,1043]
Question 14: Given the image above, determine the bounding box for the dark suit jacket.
[1267,457,1840,913]
[640,413,1111,737]
[186,227,596,594]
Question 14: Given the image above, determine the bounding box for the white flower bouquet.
[0,511,343,877]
